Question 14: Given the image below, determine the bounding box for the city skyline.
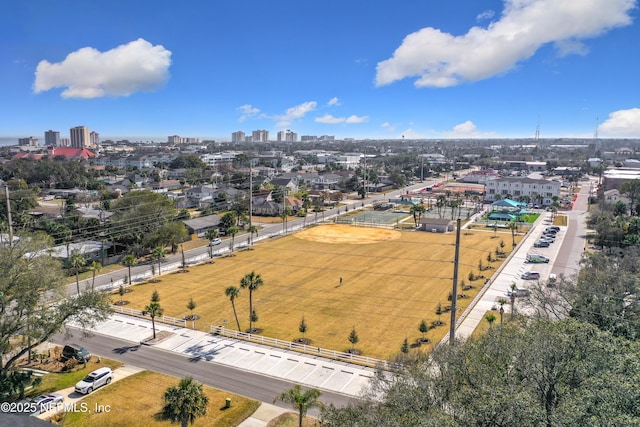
[2,0,639,140]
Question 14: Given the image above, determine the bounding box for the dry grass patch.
[267,412,320,427]
[119,225,520,359]
[59,370,259,427]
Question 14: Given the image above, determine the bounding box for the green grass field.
[117,225,520,360]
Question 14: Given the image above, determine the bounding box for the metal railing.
[210,325,386,370]
[111,305,186,327]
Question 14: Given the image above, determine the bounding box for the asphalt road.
[51,328,358,413]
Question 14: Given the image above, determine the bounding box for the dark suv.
[61,344,92,362]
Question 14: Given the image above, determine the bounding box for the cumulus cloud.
[237,104,261,122]
[599,108,640,137]
[327,97,341,106]
[274,101,317,127]
[376,0,635,88]
[444,120,498,138]
[315,114,369,124]
[34,38,171,98]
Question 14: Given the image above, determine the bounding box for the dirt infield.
[295,224,401,245]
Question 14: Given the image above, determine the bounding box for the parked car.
[61,344,91,363]
[545,226,560,232]
[521,271,541,280]
[208,238,222,246]
[534,240,550,248]
[506,287,531,297]
[74,367,113,394]
[30,393,64,415]
[526,254,549,263]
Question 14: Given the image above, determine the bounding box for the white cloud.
[327,97,341,106]
[315,114,369,124]
[476,9,495,21]
[274,101,317,127]
[444,120,498,138]
[599,108,640,137]
[398,128,424,139]
[34,38,171,98]
[376,0,635,88]
[382,122,397,132]
[237,104,261,122]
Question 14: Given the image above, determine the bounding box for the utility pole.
[449,218,461,345]
[249,161,253,245]
[4,185,13,248]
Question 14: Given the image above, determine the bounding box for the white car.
[30,393,64,415]
[208,238,222,246]
[74,367,113,394]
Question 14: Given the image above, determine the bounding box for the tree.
[219,212,237,234]
[348,326,359,353]
[240,271,264,332]
[151,246,166,276]
[205,228,219,258]
[88,260,102,291]
[0,234,112,400]
[118,284,125,305]
[435,302,443,325]
[400,338,409,354]
[224,286,242,331]
[162,377,209,427]
[69,251,87,295]
[275,385,325,427]
[418,319,429,342]
[142,290,163,340]
[485,313,497,327]
[186,297,196,321]
[122,254,137,285]
[299,316,308,342]
[621,179,640,215]
[227,225,239,252]
[248,225,259,245]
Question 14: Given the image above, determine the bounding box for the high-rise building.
[44,130,60,147]
[231,131,245,143]
[60,138,70,147]
[90,131,100,148]
[168,135,182,144]
[277,129,297,142]
[252,129,269,143]
[70,126,90,148]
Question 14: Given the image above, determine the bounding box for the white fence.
[111,305,186,327]
[210,325,387,370]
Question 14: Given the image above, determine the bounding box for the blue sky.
[2,0,639,141]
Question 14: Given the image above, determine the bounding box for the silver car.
[74,367,113,394]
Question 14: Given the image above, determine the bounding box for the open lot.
[117,224,520,360]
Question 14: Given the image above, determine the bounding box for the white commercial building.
[485,178,560,206]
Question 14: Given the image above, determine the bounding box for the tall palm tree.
[151,246,166,276]
[205,228,219,258]
[227,226,239,252]
[142,290,163,340]
[88,260,102,291]
[224,286,242,331]
[69,251,86,295]
[273,385,325,427]
[162,377,209,427]
[122,254,138,285]
[240,271,264,332]
[248,225,259,245]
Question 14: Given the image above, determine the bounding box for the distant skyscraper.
[252,129,269,142]
[168,135,182,144]
[277,129,297,142]
[70,126,90,148]
[60,138,70,147]
[231,131,245,143]
[90,131,100,148]
[44,130,60,147]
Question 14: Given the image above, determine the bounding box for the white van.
[521,271,540,280]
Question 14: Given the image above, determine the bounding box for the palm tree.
[151,246,166,276]
[485,313,497,328]
[142,290,163,340]
[509,221,517,247]
[88,260,102,291]
[69,251,86,295]
[162,377,209,427]
[205,228,219,258]
[273,385,325,427]
[248,225,259,245]
[122,254,137,285]
[240,271,264,332]
[224,286,242,331]
[227,226,239,252]
[497,298,507,324]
